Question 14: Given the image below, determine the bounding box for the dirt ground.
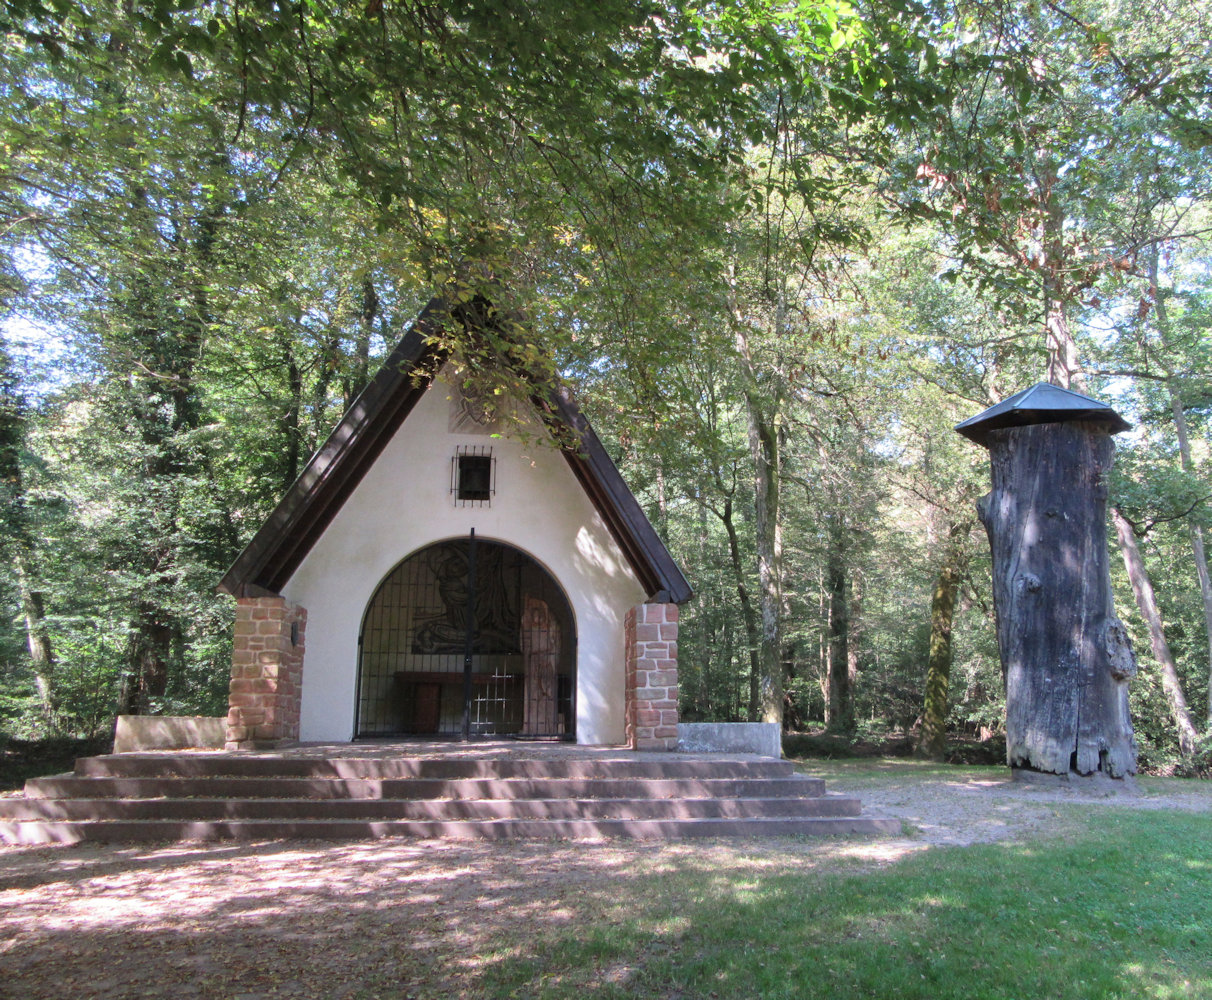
[2,767,1209,1000]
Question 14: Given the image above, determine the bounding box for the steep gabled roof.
[954,382,1131,447]
[218,296,692,604]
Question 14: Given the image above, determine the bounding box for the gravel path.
[823,766,1212,846]
[2,765,1209,999]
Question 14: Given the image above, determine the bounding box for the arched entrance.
[355,534,576,739]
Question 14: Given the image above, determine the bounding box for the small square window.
[452,446,495,506]
[458,455,492,500]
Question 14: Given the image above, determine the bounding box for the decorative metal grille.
[355,537,575,739]
[451,445,495,507]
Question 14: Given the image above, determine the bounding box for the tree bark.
[1112,509,1200,757]
[847,568,862,701]
[746,393,784,725]
[1040,159,1087,393]
[732,310,784,726]
[343,276,376,410]
[280,329,303,491]
[1169,393,1212,728]
[0,353,56,712]
[825,516,854,733]
[918,523,968,760]
[717,497,762,722]
[16,556,55,708]
[979,421,1136,776]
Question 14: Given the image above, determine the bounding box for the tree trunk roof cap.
[955,382,1131,447]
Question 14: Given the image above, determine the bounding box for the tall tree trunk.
[1169,392,1212,728]
[847,567,862,710]
[118,185,211,713]
[918,523,968,760]
[747,396,784,725]
[343,277,377,410]
[732,311,784,726]
[718,497,762,722]
[16,557,55,708]
[0,352,56,712]
[1112,509,1200,756]
[825,516,853,733]
[654,461,669,542]
[1040,163,1085,392]
[817,566,828,714]
[314,330,342,438]
[1150,248,1212,725]
[280,329,304,490]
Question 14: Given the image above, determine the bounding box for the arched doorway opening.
[355,534,576,739]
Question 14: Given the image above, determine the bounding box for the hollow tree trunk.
[1112,509,1200,757]
[979,421,1136,777]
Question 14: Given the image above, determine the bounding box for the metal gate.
[355,533,575,739]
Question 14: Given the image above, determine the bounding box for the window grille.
[452,445,495,506]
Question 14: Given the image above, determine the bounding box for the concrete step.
[0,792,864,823]
[72,755,796,781]
[0,814,901,846]
[24,774,827,802]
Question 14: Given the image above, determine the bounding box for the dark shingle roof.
[955,382,1131,447]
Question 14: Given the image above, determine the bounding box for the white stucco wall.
[281,377,647,745]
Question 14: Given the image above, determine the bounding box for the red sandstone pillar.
[226,596,307,750]
[625,603,679,751]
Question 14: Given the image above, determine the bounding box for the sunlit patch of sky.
[1077,294,1159,456]
[1,313,77,397]
[2,243,78,397]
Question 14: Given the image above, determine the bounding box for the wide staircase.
[0,752,897,844]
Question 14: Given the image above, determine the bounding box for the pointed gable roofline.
[218,295,692,604]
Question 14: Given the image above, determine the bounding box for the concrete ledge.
[677,722,781,758]
[114,716,226,754]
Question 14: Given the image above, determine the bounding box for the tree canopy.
[2,0,1211,770]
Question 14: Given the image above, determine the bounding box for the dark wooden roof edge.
[955,381,1131,446]
[217,297,448,596]
[545,387,693,605]
[218,296,692,605]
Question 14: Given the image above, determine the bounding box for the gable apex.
[218,295,692,604]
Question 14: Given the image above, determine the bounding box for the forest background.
[1,0,1210,771]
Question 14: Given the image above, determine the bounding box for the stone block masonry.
[226,597,307,750]
[625,603,679,751]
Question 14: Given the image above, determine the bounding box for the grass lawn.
[450,807,1211,1000]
